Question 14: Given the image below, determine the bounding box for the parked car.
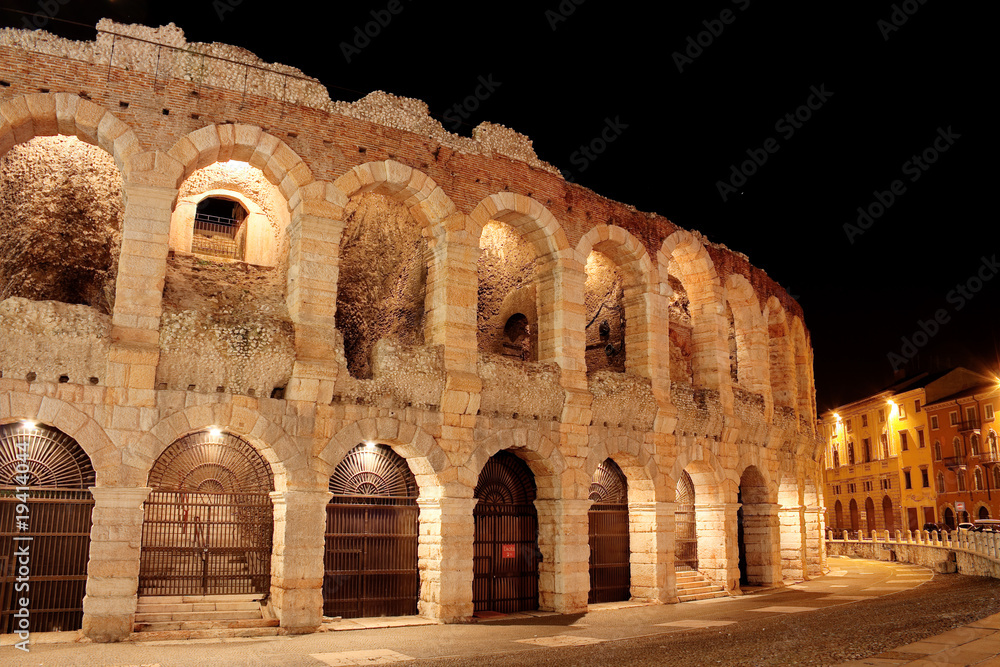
[974,519,1000,532]
[958,522,976,532]
[922,522,945,533]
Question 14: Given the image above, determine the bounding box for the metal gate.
[588,459,630,603]
[675,471,698,569]
[324,444,419,619]
[473,450,539,614]
[0,422,95,633]
[139,431,274,596]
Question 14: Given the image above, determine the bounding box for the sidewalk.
[836,613,1000,666]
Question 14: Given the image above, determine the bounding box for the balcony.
[942,456,966,469]
[958,417,982,433]
[976,451,1000,464]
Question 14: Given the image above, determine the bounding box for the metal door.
[324,444,419,619]
[139,431,274,596]
[588,459,630,603]
[0,422,95,633]
[473,451,539,614]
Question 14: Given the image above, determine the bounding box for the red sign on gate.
[502,544,516,559]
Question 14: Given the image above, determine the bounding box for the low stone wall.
[826,530,1000,578]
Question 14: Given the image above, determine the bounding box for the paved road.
[5,557,999,666]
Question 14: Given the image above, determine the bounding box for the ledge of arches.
[468,192,570,261]
[333,160,457,232]
[574,224,658,289]
[0,93,142,179]
[0,391,131,487]
[464,426,571,499]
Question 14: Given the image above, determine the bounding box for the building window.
[848,443,856,465]
[863,438,872,463]
[862,414,868,427]
[848,483,856,494]
[974,468,984,491]
[949,411,958,426]
[904,470,912,489]
[880,433,889,458]
[900,431,909,451]
[971,434,980,456]
[931,415,939,430]
[933,441,942,461]
[915,399,921,413]
[833,450,840,468]
[847,418,853,432]
[953,437,963,457]
[986,403,995,421]
[863,480,874,492]
[921,468,929,488]
[937,472,946,493]
[917,429,925,448]
[879,409,886,423]
[994,467,1000,490]
[990,431,998,455]
[899,405,907,419]
[957,472,966,492]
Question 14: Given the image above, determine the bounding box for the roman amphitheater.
[0,21,823,642]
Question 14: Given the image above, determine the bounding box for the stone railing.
[826,529,1000,578]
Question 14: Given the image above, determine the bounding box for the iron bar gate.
[0,489,93,633]
[139,491,272,596]
[324,496,418,618]
[588,459,630,603]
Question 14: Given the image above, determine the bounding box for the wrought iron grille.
[325,444,419,619]
[148,431,274,493]
[0,423,95,633]
[675,470,698,569]
[588,459,630,603]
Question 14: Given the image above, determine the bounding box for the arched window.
[974,468,984,491]
[979,506,990,520]
[934,441,942,461]
[989,430,999,455]
[953,437,963,457]
[937,472,946,493]
[971,434,981,456]
[994,467,1000,490]
[848,443,856,466]
[957,471,967,492]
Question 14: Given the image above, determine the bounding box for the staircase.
[133,594,278,636]
[676,568,729,602]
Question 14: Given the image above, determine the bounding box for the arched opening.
[765,300,796,411]
[943,506,955,529]
[834,500,843,531]
[191,196,248,260]
[324,443,419,619]
[979,506,990,520]
[975,467,985,491]
[674,471,698,570]
[140,431,274,597]
[667,276,694,384]
[849,499,860,533]
[587,458,630,603]
[864,497,876,533]
[337,193,428,379]
[0,135,124,315]
[737,466,773,587]
[473,450,539,614]
[0,421,95,633]
[584,252,626,373]
[725,301,739,385]
[971,434,981,456]
[478,221,538,361]
[882,495,894,534]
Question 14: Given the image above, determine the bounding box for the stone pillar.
[804,505,824,577]
[742,502,782,588]
[416,497,476,622]
[81,487,151,642]
[535,498,590,614]
[269,490,330,633]
[778,505,806,581]
[694,503,740,590]
[629,501,677,602]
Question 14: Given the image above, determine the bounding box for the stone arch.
[791,317,814,422]
[319,417,448,500]
[135,403,300,491]
[0,392,124,486]
[670,444,730,504]
[0,93,141,177]
[763,296,798,412]
[471,193,572,369]
[468,427,569,501]
[584,432,662,502]
[723,274,768,397]
[576,225,662,379]
[658,230,726,390]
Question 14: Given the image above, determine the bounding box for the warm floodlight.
[20,419,37,429]
[364,441,376,449]
[209,427,223,437]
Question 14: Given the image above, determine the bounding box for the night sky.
[2,1,994,412]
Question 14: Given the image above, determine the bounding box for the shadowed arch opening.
[478,220,539,361]
[850,498,860,533]
[882,495,895,534]
[865,496,876,533]
[588,458,630,603]
[675,470,698,570]
[738,465,774,587]
[765,298,796,411]
[0,421,95,632]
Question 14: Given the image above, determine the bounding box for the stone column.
[629,501,677,602]
[416,497,476,622]
[535,498,590,614]
[804,505,825,577]
[778,505,806,581]
[269,490,330,633]
[81,487,151,642]
[694,503,740,590]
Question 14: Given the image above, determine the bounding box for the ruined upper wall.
[0,20,804,326]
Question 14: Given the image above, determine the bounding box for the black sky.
[2,0,995,412]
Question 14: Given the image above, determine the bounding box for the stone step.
[136,601,261,614]
[676,581,725,592]
[135,610,263,623]
[678,590,730,602]
[138,594,263,604]
[133,618,279,634]
[677,585,726,596]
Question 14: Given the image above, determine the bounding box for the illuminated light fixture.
[364,441,376,449]
[20,419,37,429]
[208,427,223,437]
[833,413,841,422]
